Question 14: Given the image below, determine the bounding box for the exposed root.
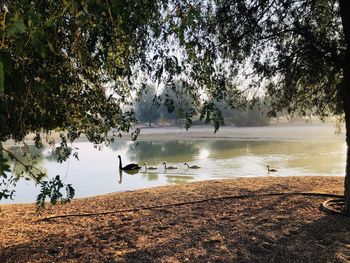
[38,192,343,222]
[321,198,345,215]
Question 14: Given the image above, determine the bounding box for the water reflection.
[127,141,201,164]
[4,145,48,178]
[141,172,159,181]
[166,175,195,184]
[1,139,346,204]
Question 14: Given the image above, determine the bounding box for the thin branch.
[2,148,43,182]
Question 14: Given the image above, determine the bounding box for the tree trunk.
[344,123,350,216]
[339,0,350,215]
[343,77,350,215]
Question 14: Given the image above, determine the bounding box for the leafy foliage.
[166,0,345,118]
[0,0,162,142]
[0,0,163,207]
[200,102,224,133]
[54,134,72,163]
[36,175,75,212]
[159,79,198,128]
[0,143,15,200]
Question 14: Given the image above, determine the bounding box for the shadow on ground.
[2,194,350,262]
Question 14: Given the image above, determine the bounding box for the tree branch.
[1,148,44,183]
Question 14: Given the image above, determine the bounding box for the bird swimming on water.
[144,162,158,170]
[266,165,278,173]
[118,155,141,171]
[184,162,201,169]
[163,161,178,169]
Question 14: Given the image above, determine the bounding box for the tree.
[0,0,163,208]
[161,0,350,214]
[135,84,160,127]
[215,99,270,127]
[160,79,196,127]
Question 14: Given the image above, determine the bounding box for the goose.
[266,165,278,172]
[144,162,158,170]
[184,162,201,169]
[118,155,141,171]
[163,161,178,169]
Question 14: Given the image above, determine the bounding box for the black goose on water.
[118,155,141,171]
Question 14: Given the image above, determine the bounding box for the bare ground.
[1,176,350,262]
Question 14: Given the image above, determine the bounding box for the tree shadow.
[120,198,350,262]
[1,195,350,262]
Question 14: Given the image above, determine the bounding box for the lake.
[1,137,346,204]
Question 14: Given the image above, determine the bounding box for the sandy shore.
[0,176,348,262]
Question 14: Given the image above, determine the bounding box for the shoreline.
[0,174,345,207]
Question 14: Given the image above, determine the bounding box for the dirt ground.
[1,176,349,263]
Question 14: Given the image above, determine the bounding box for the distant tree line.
[135,83,269,127]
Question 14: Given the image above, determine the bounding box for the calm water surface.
[2,139,346,204]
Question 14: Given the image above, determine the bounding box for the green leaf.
[31,31,46,58]
[14,21,27,33]
[7,17,27,37]
[44,18,54,28]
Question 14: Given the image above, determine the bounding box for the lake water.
[1,139,346,204]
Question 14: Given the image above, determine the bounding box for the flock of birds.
[117,155,201,171]
[118,155,278,173]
